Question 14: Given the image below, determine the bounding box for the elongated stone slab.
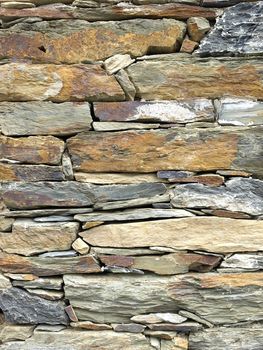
[171,178,263,216]
[198,2,263,57]
[81,217,263,253]
[0,63,124,102]
[127,56,263,100]
[73,4,219,21]
[64,272,263,324]
[2,208,93,218]
[92,121,160,131]
[0,102,92,136]
[215,98,263,126]
[221,254,263,270]
[0,329,155,349]
[12,277,63,290]
[0,252,101,276]
[67,127,263,176]
[75,172,161,184]
[75,208,193,222]
[1,182,166,209]
[94,99,214,123]
[0,220,79,256]
[0,19,185,63]
[189,325,263,350]
[0,164,64,182]
[0,135,64,165]
[0,287,68,325]
[0,324,35,343]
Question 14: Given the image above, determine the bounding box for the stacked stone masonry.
[0,0,262,348]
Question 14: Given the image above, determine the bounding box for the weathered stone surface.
[171,178,263,216]
[70,321,112,330]
[67,128,263,176]
[187,17,210,42]
[131,313,186,324]
[64,272,263,324]
[104,54,134,75]
[33,215,74,222]
[131,253,221,275]
[127,56,263,100]
[189,325,263,350]
[202,209,251,219]
[112,323,145,333]
[12,277,63,290]
[1,1,35,8]
[75,172,161,184]
[198,2,263,56]
[180,37,198,53]
[1,182,166,209]
[0,287,68,324]
[0,324,35,343]
[90,247,163,256]
[0,135,64,165]
[98,255,134,268]
[0,164,65,182]
[4,273,37,281]
[147,322,202,332]
[27,289,63,301]
[0,217,14,232]
[202,0,256,6]
[82,217,263,253]
[73,3,219,21]
[215,98,263,126]
[65,305,78,322]
[0,329,154,349]
[0,102,92,136]
[168,174,224,186]
[82,221,103,229]
[179,310,213,327]
[94,100,214,123]
[2,208,93,218]
[115,69,136,101]
[0,252,101,276]
[92,121,160,131]
[0,274,11,290]
[221,254,263,270]
[161,334,188,350]
[72,238,90,255]
[38,250,77,258]
[0,19,185,63]
[75,208,193,222]
[0,220,79,256]
[0,63,124,102]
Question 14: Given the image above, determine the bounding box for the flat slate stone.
[0,220,79,256]
[1,182,166,209]
[0,63,124,102]
[81,217,263,253]
[0,102,92,136]
[0,19,185,63]
[67,128,263,177]
[0,252,101,276]
[63,272,263,324]
[0,287,68,324]
[0,135,64,165]
[171,177,263,216]
[74,172,162,184]
[12,277,63,290]
[215,98,263,126]
[2,208,93,218]
[189,325,263,350]
[93,99,214,123]
[221,254,263,270]
[127,56,263,100]
[198,2,263,56]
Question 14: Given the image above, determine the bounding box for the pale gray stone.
[198,1,263,56]
[0,324,35,343]
[2,208,93,218]
[12,277,63,290]
[90,247,163,256]
[0,273,11,290]
[38,251,78,258]
[92,121,160,131]
[112,323,146,333]
[115,69,136,101]
[179,310,213,327]
[221,254,263,270]
[216,98,263,126]
[33,216,74,222]
[171,177,263,216]
[0,287,68,324]
[104,54,135,74]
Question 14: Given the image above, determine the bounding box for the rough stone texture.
[0,324,35,343]
[127,56,263,100]
[92,121,160,131]
[1,182,166,209]
[64,272,263,324]
[0,19,186,63]
[0,220,79,255]
[0,273,12,290]
[0,216,14,232]
[74,172,161,184]
[187,17,210,42]
[189,325,263,350]
[94,99,214,123]
[104,54,135,75]
[81,217,263,253]
[0,329,155,349]
[221,254,263,270]
[67,128,263,177]
[0,252,101,276]
[171,178,263,216]
[0,287,68,324]
[12,277,63,290]
[0,135,64,165]
[0,102,92,136]
[0,63,125,102]
[131,313,187,324]
[215,98,263,126]
[2,208,93,218]
[198,2,263,56]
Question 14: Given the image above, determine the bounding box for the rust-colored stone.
[180,38,199,53]
[0,63,124,102]
[99,255,134,268]
[0,135,64,165]
[168,174,224,186]
[206,209,251,219]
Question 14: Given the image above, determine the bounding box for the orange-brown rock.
[0,19,185,63]
[0,164,64,182]
[0,252,101,276]
[67,127,263,176]
[168,174,224,186]
[180,38,199,53]
[127,56,263,100]
[0,63,124,102]
[204,209,251,219]
[0,135,64,165]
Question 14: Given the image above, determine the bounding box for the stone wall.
[0,0,262,348]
